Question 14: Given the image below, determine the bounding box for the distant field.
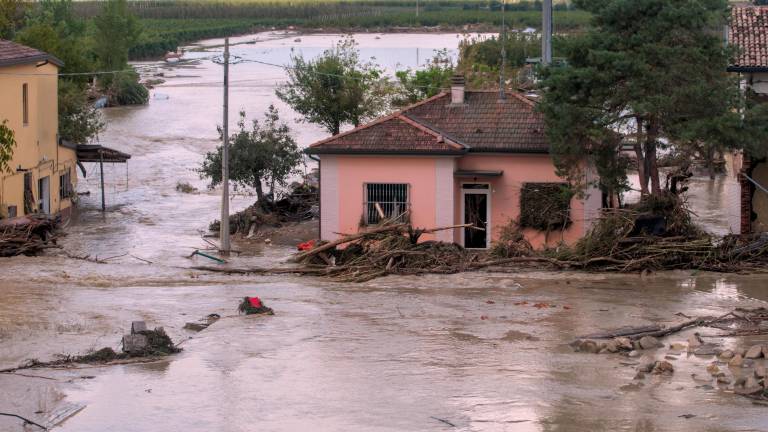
[72,1,588,59]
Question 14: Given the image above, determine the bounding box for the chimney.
[451,74,465,105]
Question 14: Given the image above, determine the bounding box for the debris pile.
[210,182,318,235]
[122,321,181,356]
[549,193,768,272]
[0,215,59,257]
[571,308,768,402]
[292,222,484,283]
[238,296,274,315]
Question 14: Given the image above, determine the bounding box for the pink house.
[306,77,602,249]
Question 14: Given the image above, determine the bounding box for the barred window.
[364,183,409,225]
[59,170,73,200]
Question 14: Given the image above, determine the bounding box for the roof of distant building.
[306,91,549,155]
[729,5,768,72]
[0,39,64,68]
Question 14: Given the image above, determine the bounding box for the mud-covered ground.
[2,254,768,431]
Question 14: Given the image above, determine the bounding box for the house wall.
[0,62,76,219]
[750,161,768,233]
[320,155,456,241]
[454,154,598,248]
[749,72,768,95]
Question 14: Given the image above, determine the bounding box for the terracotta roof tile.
[306,114,465,155]
[306,90,549,155]
[0,39,63,68]
[729,5,768,71]
[404,91,548,153]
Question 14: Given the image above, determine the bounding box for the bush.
[110,71,149,105]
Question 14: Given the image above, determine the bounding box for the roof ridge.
[399,113,468,149]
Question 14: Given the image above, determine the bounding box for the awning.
[75,144,132,163]
[454,170,503,178]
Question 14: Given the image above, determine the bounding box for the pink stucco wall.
[323,154,595,249]
[454,154,587,248]
[335,156,442,240]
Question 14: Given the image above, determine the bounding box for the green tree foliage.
[392,49,454,107]
[14,1,104,143]
[92,0,147,105]
[539,0,757,199]
[93,0,141,73]
[58,80,104,145]
[199,106,303,206]
[0,0,24,39]
[14,0,93,83]
[276,36,388,135]
[0,120,16,173]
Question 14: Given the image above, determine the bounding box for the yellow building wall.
[0,62,77,219]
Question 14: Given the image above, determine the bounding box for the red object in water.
[248,297,263,308]
[297,240,316,251]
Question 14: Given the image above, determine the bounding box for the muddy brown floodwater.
[1,32,766,431]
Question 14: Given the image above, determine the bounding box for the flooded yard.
[0,32,764,431]
[1,259,768,431]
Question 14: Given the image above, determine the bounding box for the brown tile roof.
[306,90,548,155]
[307,112,466,155]
[0,39,63,68]
[729,5,768,71]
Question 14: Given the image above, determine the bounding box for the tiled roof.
[306,90,549,155]
[307,113,466,155]
[0,39,63,68]
[729,5,768,71]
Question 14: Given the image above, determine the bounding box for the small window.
[59,170,73,200]
[519,183,572,230]
[363,183,409,224]
[7,205,17,218]
[22,83,28,125]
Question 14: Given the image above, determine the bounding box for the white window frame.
[362,182,410,225]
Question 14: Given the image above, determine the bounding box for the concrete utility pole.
[416,0,419,17]
[542,0,553,65]
[220,38,231,255]
[499,0,506,99]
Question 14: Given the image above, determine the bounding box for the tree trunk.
[634,116,649,196]
[332,121,340,136]
[634,142,649,196]
[645,118,661,195]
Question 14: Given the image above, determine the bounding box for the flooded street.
[1,32,766,431]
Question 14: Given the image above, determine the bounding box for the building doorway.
[461,183,490,248]
[38,176,50,214]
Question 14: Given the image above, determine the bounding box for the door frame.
[38,176,50,214]
[460,183,491,249]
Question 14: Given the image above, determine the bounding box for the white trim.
[434,158,455,242]
[460,183,491,249]
[320,156,339,241]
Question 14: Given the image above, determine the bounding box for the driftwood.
[578,308,768,341]
[0,215,59,257]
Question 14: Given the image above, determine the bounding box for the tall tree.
[14,0,104,143]
[0,0,23,39]
[92,0,141,73]
[276,36,388,135]
[392,49,454,107]
[199,105,303,206]
[539,0,743,197]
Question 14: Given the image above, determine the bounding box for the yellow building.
[0,39,76,219]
